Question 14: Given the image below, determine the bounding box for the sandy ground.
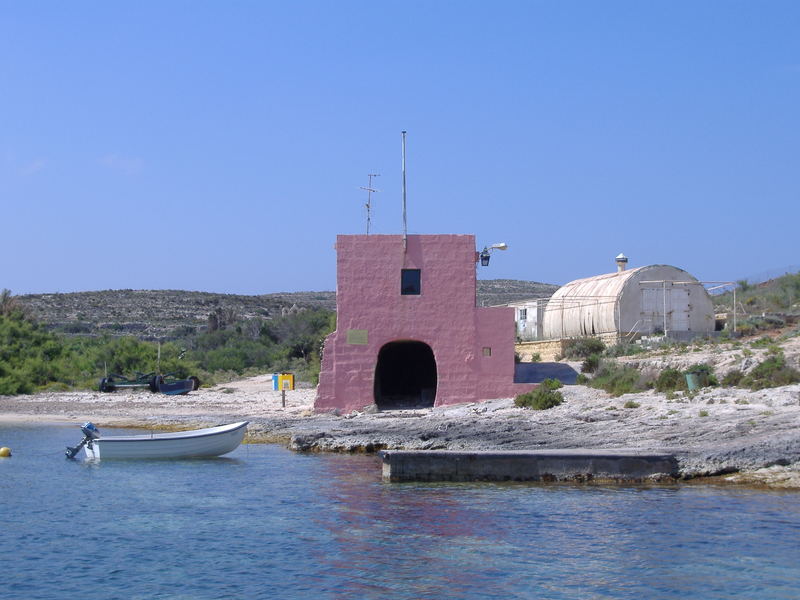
[2,361,800,487]
[0,374,316,431]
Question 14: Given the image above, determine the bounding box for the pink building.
[315,234,536,412]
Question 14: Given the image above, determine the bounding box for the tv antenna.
[360,173,380,234]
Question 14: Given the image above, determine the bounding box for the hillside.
[18,289,336,340]
[18,279,557,340]
[476,279,558,306]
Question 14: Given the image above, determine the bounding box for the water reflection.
[308,455,622,597]
[309,454,800,600]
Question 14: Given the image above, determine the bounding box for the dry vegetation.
[18,289,336,340]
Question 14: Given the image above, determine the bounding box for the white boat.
[66,421,249,460]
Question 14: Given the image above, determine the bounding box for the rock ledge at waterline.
[2,372,799,488]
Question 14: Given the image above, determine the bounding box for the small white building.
[540,255,715,341]
[508,299,546,341]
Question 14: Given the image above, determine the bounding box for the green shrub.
[0,305,336,395]
[588,360,650,397]
[750,336,776,349]
[604,342,644,357]
[720,349,800,390]
[0,300,336,394]
[722,370,744,387]
[514,378,564,410]
[0,313,71,393]
[655,368,687,393]
[741,352,800,390]
[575,373,589,385]
[738,316,786,337]
[540,378,564,390]
[581,353,601,374]
[186,308,334,380]
[563,338,606,359]
[699,410,709,417]
[623,400,640,409]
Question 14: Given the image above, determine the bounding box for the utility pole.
[360,173,380,234]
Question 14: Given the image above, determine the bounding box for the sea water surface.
[1,423,799,600]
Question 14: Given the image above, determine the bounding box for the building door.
[641,287,663,333]
[670,286,691,330]
[374,341,437,409]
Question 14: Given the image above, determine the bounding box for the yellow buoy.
[0,447,11,458]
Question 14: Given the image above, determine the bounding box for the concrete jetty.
[380,449,679,483]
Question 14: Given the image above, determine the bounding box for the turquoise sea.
[1,423,799,600]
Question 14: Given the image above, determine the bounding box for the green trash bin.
[685,370,709,391]
[685,373,699,391]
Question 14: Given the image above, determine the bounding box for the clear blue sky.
[2,1,798,295]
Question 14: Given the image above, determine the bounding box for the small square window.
[401,269,421,295]
[482,347,492,357]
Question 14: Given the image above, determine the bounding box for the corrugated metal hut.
[542,255,715,341]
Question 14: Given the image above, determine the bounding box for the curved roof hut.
[542,258,714,340]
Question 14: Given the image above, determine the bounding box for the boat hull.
[83,421,249,460]
[157,379,194,395]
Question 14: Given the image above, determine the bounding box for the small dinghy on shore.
[65,421,249,460]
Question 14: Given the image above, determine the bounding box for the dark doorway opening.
[374,341,437,409]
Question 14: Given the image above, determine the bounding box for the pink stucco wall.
[315,234,535,412]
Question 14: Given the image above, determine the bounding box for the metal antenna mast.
[360,173,380,234]
[401,131,408,252]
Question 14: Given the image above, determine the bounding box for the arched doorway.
[374,341,437,409]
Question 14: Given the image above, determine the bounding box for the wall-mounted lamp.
[479,242,508,266]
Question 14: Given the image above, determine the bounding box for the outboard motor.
[65,422,101,459]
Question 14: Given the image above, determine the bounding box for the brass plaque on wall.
[346,329,368,345]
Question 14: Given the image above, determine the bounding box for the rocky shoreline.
[2,371,799,488]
